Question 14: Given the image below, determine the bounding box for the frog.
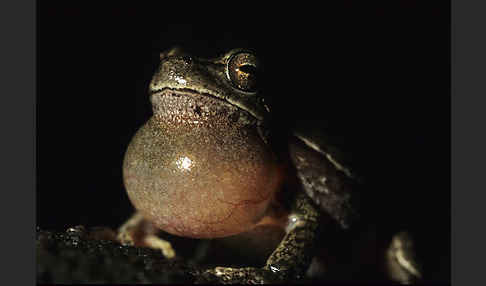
[117,47,422,283]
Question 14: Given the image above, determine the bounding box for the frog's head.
[149,47,270,125]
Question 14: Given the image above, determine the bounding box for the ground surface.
[36,226,197,284]
[36,225,449,285]
[36,226,306,284]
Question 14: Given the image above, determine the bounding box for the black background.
[37,1,450,282]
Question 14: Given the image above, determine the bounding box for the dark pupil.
[239,64,257,75]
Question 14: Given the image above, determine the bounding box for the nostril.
[194,105,202,116]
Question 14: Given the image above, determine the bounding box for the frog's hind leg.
[199,192,320,283]
[117,212,176,259]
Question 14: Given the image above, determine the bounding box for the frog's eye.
[226,52,259,92]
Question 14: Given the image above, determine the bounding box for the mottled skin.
[119,47,420,283]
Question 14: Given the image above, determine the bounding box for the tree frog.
[118,47,419,283]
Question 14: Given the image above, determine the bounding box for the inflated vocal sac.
[123,93,282,239]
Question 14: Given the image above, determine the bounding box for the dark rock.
[36,226,196,284]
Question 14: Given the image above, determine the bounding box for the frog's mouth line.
[150,87,264,121]
[151,87,227,104]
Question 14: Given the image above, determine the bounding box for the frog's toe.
[143,234,176,259]
[117,212,176,259]
[198,266,279,284]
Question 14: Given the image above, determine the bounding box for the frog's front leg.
[117,212,176,259]
[199,192,320,283]
[264,191,320,278]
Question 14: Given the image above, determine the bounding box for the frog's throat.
[150,87,265,122]
[151,87,272,146]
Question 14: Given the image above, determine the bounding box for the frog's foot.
[385,231,423,284]
[198,267,279,284]
[117,212,176,259]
